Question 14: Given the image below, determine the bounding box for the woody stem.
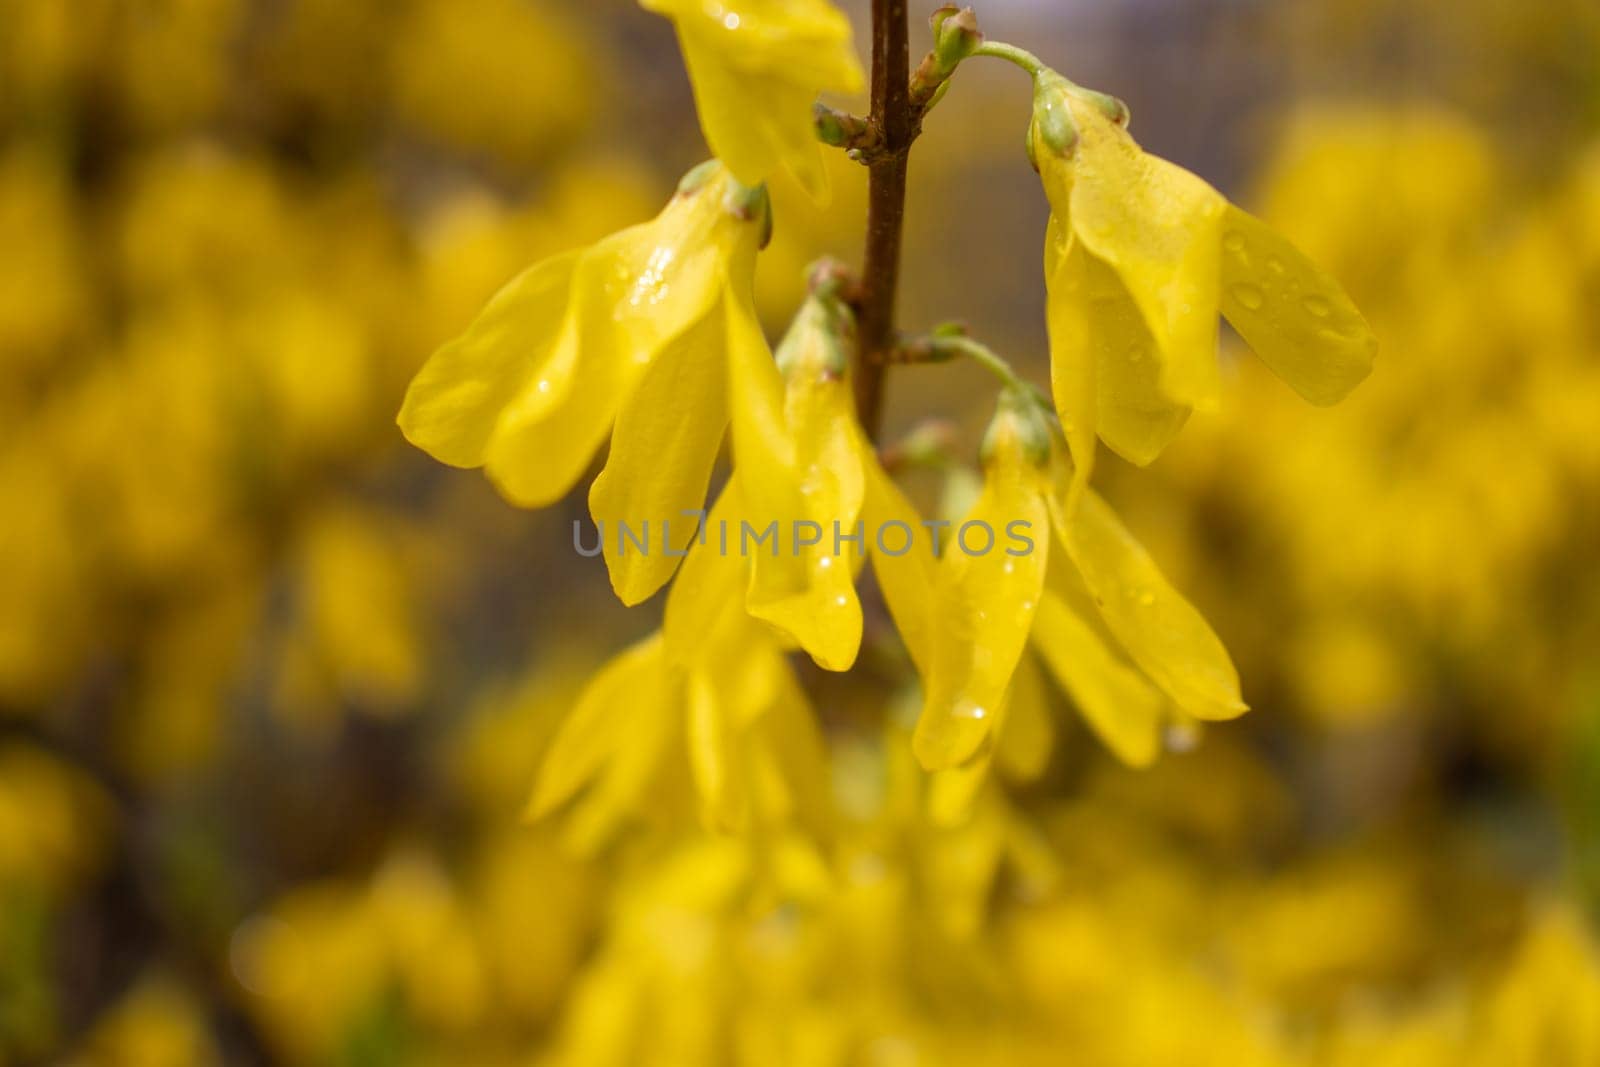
[853,0,914,441]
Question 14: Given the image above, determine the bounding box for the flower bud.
[980,387,1053,468]
[1029,69,1080,158]
[932,7,983,70]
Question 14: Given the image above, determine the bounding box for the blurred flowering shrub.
[1,1,1599,1065]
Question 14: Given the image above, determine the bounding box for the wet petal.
[1031,588,1165,767]
[860,442,937,675]
[1047,217,1192,476]
[588,301,731,605]
[399,251,580,468]
[914,439,1050,771]
[1051,487,1246,721]
[481,181,749,508]
[1219,204,1377,405]
[647,0,863,197]
[729,297,864,671]
[1066,98,1227,411]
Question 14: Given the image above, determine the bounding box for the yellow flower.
[398,162,770,605]
[530,496,830,841]
[1030,68,1376,491]
[881,391,1245,772]
[639,0,864,200]
[725,288,869,670]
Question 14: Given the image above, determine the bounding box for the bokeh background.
[3,0,1600,1063]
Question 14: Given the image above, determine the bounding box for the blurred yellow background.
[2,0,1599,1064]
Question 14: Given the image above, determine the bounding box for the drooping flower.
[639,0,865,200]
[1029,68,1377,492]
[881,389,1246,773]
[529,490,831,843]
[723,286,869,670]
[398,161,770,605]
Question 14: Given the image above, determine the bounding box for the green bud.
[1030,69,1079,157]
[776,291,854,379]
[932,7,982,70]
[980,386,1053,467]
[813,102,872,149]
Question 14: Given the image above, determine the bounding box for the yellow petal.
[1044,214,1098,496]
[480,176,751,507]
[1047,217,1193,476]
[527,633,665,819]
[483,324,622,507]
[398,250,579,468]
[929,649,1055,826]
[914,435,1050,771]
[662,482,749,667]
[860,440,937,676]
[751,665,832,835]
[588,299,732,606]
[728,297,863,671]
[1030,589,1164,767]
[1066,98,1227,411]
[655,0,861,198]
[1051,486,1246,722]
[995,652,1054,782]
[1219,204,1377,405]
[687,664,748,832]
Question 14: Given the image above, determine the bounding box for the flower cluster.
[398,3,1375,836]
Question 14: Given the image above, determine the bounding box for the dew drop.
[723,12,740,29]
[1266,256,1286,275]
[834,594,848,607]
[956,701,988,721]
[1229,283,1265,311]
[1221,231,1246,254]
[536,379,552,394]
[1302,295,1332,318]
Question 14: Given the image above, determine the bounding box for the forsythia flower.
[726,288,870,670]
[1029,68,1377,490]
[530,496,830,840]
[639,0,865,199]
[885,391,1245,772]
[398,161,770,605]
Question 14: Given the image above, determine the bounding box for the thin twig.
[853,0,913,440]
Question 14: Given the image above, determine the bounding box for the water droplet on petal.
[1222,231,1247,254]
[956,701,988,721]
[1266,256,1286,275]
[1302,295,1332,318]
[536,379,552,394]
[1229,283,1265,311]
[723,12,740,29]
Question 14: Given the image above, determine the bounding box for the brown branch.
[852,0,914,440]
